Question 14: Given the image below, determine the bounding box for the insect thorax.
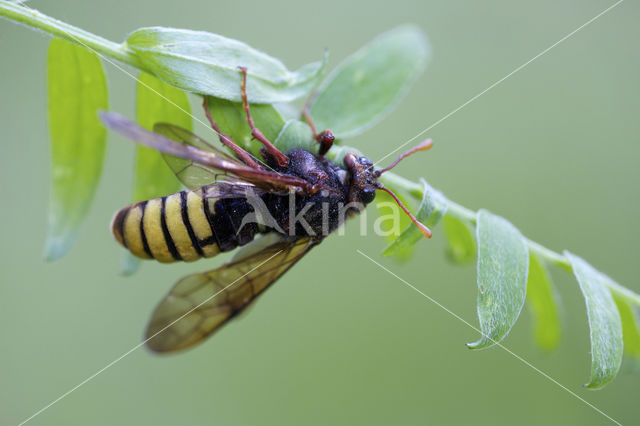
[258,149,375,238]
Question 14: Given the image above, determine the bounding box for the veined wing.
[100,112,314,193]
[145,236,317,353]
[199,180,265,199]
[154,122,236,161]
[154,122,238,189]
[154,123,282,194]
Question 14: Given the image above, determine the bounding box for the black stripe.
[212,199,238,252]
[202,186,222,248]
[160,196,182,261]
[198,235,217,246]
[139,201,153,258]
[222,199,238,236]
[116,208,129,249]
[181,191,205,257]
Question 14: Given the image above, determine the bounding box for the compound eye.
[361,187,376,204]
[358,156,373,167]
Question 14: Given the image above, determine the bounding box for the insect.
[100,68,433,353]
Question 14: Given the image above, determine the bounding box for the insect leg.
[202,97,263,170]
[238,67,290,167]
[302,96,334,156]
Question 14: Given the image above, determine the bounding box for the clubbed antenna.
[375,139,433,176]
[377,184,432,238]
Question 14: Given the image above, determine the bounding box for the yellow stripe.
[143,198,175,263]
[164,193,200,262]
[186,191,220,258]
[123,205,152,259]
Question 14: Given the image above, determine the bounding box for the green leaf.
[126,27,327,103]
[205,96,285,158]
[272,102,300,121]
[324,144,363,166]
[565,252,623,389]
[526,254,561,350]
[134,72,191,201]
[121,72,193,276]
[383,179,447,259]
[468,210,529,350]
[613,296,640,360]
[45,38,107,260]
[120,251,141,276]
[273,120,316,154]
[309,25,430,138]
[443,215,475,264]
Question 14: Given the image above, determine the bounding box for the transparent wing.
[154,123,236,159]
[145,236,317,353]
[153,122,242,189]
[200,180,265,199]
[100,112,314,193]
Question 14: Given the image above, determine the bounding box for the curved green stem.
[527,240,570,270]
[0,1,141,68]
[607,279,640,306]
[380,172,569,267]
[380,171,640,306]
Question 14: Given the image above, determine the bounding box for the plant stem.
[528,241,570,270]
[381,172,570,267]
[606,278,640,306]
[0,1,141,68]
[380,172,640,305]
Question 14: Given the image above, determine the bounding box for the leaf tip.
[120,252,141,276]
[43,232,77,261]
[466,339,487,350]
[583,380,606,390]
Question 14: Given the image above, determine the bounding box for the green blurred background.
[1,0,638,424]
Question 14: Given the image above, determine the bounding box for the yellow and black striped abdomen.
[111,189,221,263]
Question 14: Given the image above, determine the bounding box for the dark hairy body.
[232,148,372,242]
[210,148,356,250]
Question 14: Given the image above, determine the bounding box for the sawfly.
[101,68,432,353]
